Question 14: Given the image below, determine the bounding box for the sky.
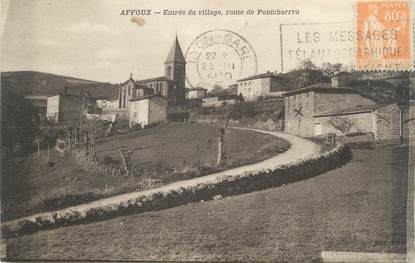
[1,0,410,86]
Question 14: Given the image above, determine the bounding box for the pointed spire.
[130,73,133,79]
[165,35,186,64]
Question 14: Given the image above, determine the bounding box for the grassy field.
[1,123,289,221]
[3,145,408,262]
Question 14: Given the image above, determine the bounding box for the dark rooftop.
[313,104,387,117]
[237,72,279,82]
[130,94,167,102]
[283,82,358,97]
[136,76,175,83]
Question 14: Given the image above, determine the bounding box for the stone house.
[284,83,376,137]
[129,95,168,128]
[46,93,96,123]
[237,71,286,101]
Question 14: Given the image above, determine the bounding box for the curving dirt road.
[3,128,321,227]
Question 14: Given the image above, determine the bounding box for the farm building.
[129,95,168,128]
[237,71,286,101]
[284,82,404,141]
[284,83,376,137]
[46,93,97,123]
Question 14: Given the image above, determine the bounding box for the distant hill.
[1,71,119,99]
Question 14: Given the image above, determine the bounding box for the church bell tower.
[165,36,186,104]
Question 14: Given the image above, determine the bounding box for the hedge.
[1,144,352,237]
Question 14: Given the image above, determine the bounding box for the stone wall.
[313,93,375,114]
[314,112,375,136]
[375,104,401,141]
[284,91,315,137]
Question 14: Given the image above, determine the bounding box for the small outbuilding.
[46,93,96,123]
[129,94,168,128]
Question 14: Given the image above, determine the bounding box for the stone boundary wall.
[2,144,352,237]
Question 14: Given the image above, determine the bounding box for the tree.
[2,89,37,155]
[328,117,354,134]
[299,59,317,70]
[321,62,347,77]
[216,108,242,166]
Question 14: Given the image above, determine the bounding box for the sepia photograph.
[0,0,414,262]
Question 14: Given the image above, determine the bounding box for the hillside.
[191,98,285,131]
[1,71,119,99]
[279,69,331,90]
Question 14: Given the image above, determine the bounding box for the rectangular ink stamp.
[356,0,413,70]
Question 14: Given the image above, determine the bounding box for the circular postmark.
[185,29,257,90]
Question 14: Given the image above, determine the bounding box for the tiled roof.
[283,82,358,97]
[313,104,386,117]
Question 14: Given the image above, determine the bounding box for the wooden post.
[217,128,225,166]
[118,148,129,176]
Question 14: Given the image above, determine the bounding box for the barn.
[284,83,375,137]
[283,83,403,141]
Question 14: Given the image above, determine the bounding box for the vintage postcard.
[1,0,414,262]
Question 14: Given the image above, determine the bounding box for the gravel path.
[3,128,321,227]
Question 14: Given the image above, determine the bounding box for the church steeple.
[165,35,186,64]
[164,35,186,105]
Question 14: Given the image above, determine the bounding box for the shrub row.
[2,144,352,237]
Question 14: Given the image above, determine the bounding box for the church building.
[119,36,186,108]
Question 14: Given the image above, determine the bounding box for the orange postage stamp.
[356,0,412,71]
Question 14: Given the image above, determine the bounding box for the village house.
[186,87,207,99]
[284,83,375,137]
[119,36,186,109]
[237,71,286,101]
[283,82,403,141]
[129,94,168,128]
[46,93,96,123]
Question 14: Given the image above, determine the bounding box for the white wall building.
[129,95,168,128]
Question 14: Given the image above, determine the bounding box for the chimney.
[331,76,338,88]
